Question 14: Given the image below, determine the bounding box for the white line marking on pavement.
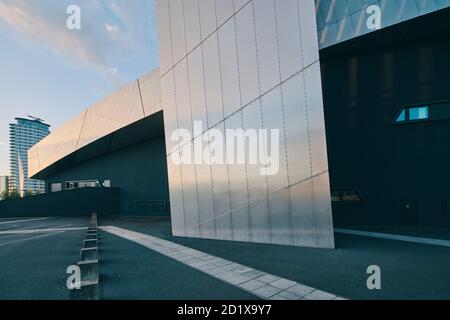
[0,232,65,246]
[100,226,346,301]
[0,227,87,235]
[335,228,450,248]
[0,217,54,225]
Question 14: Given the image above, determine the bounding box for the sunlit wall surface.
[157,0,335,248]
[28,70,162,179]
[316,0,450,48]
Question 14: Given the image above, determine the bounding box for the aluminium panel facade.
[157,0,334,248]
[28,70,162,179]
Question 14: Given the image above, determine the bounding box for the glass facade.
[315,0,450,48]
[9,118,50,195]
[157,0,335,248]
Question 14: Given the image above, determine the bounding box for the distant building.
[9,117,50,195]
[0,176,8,195]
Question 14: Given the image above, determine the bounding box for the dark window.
[331,189,363,204]
[394,100,450,124]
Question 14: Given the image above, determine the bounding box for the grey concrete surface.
[0,217,88,300]
[100,217,450,300]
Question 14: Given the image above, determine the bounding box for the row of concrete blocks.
[70,214,100,300]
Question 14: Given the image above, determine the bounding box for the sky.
[0,0,159,176]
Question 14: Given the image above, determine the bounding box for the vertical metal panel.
[199,0,217,40]
[181,145,200,238]
[234,0,249,12]
[261,86,288,192]
[184,0,201,53]
[202,33,224,128]
[235,3,259,107]
[282,73,310,184]
[289,179,317,248]
[166,153,186,237]
[162,70,178,156]
[156,0,173,75]
[193,132,216,239]
[261,86,292,245]
[243,100,270,243]
[187,48,208,131]
[218,18,241,118]
[225,111,251,242]
[298,0,320,68]
[268,187,293,245]
[209,122,232,240]
[254,0,280,93]
[275,0,302,81]
[169,0,187,64]
[174,59,192,133]
[305,63,329,176]
[216,0,234,26]
[312,172,335,248]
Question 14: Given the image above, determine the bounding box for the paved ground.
[0,217,88,300]
[100,217,450,300]
[0,216,449,300]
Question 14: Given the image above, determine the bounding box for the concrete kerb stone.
[83,239,98,249]
[78,260,99,283]
[81,247,99,262]
[85,234,97,240]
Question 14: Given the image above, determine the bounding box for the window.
[50,183,62,193]
[394,100,450,124]
[409,107,429,121]
[65,180,98,190]
[331,189,363,204]
[395,106,429,123]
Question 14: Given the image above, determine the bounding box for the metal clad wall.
[316,0,450,48]
[28,70,162,178]
[157,0,335,248]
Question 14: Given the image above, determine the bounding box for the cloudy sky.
[0,0,159,176]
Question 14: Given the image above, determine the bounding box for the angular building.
[28,1,450,247]
[9,117,50,195]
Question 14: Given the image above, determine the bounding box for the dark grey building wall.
[0,188,120,217]
[46,136,170,216]
[321,10,450,228]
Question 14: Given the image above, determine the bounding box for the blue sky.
[0,0,159,176]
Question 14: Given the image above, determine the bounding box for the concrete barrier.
[80,248,98,262]
[85,234,97,240]
[83,239,98,249]
[78,260,99,283]
[69,281,99,300]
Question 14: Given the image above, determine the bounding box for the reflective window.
[409,107,429,121]
[396,110,406,122]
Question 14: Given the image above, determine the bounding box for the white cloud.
[0,142,7,146]
[105,23,119,33]
[0,0,157,83]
